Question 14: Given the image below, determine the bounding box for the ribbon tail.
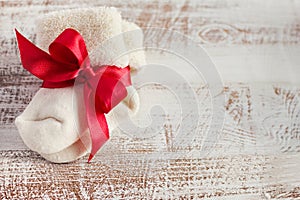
[87,113,109,163]
[84,85,109,163]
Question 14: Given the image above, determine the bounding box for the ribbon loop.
[15,28,132,162]
[49,28,88,66]
[94,66,131,113]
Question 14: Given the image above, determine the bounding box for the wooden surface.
[1,0,300,199]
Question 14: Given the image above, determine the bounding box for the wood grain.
[0,151,299,199]
[1,0,300,199]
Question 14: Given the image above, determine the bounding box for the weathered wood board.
[1,0,300,199]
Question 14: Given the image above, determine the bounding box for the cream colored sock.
[15,7,146,163]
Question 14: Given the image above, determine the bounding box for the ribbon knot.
[77,67,96,87]
[15,28,132,162]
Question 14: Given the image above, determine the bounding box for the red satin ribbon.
[15,28,131,162]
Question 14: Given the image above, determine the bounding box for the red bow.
[15,28,131,162]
